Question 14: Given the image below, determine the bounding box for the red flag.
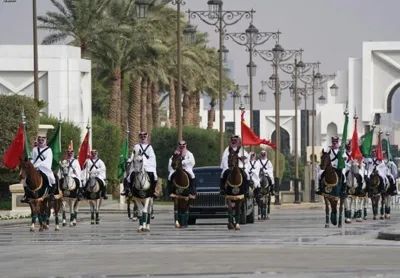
[3,124,25,169]
[375,131,383,161]
[78,131,90,169]
[350,117,363,161]
[241,111,275,148]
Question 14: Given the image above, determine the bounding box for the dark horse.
[368,170,384,220]
[319,150,345,228]
[221,148,248,230]
[169,152,194,228]
[19,159,54,231]
[257,168,272,220]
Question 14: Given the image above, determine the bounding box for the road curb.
[377,230,400,241]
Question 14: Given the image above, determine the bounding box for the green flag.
[360,128,374,158]
[48,123,62,171]
[118,137,129,179]
[382,138,392,161]
[337,112,349,170]
[23,125,31,160]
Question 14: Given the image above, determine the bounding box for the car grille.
[192,192,226,208]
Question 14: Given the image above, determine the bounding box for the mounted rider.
[246,152,260,190]
[167,140,196,197]
[83,149,108,199]
[219,135,249,195]
[383,152,398,195]
[344,139,364,192]
[122,131,158,197]
[317,136,347,194]
[257,150,274,188]
[59,145,83,199]
[21,131,56,203]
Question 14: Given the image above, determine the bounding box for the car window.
[195,169,221,188]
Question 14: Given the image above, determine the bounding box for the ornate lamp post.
[4,0,39,100]
[299,64,338,202]
[225,25,279,131]
[188,1,254,157]
[254,43,302,205]
[137,0,196,142]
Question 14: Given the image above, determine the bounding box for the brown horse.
[319,150,345,228]
[223,148,247,230]
[368,170,383,220]
[170,152,192,228]
[19,159,50,232]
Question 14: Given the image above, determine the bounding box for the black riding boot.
[121,178,130,196]
[101,187,108,200]
[20,186,29,203]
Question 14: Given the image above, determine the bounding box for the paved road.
[1,204,400,277]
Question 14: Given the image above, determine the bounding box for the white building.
[199,41,400,158]
[0,45,91,137]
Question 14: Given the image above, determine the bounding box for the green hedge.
[92,117,122,191]
[0,95,40,197]
[151,126,221,179]
[40,115,82,155]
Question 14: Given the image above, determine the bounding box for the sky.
[1,0,400,112]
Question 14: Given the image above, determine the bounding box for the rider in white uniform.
[59,147,83,198]
[83,149,108,199]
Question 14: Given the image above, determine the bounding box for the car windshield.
[194,168,221,189]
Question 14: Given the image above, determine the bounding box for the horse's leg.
[256,194,261,220]
[344,197,351,224]
[266,194,271,220]
[323,197,329,228]
[73,199,79,225]
[338,198,344,228]
[234,200,241,230]
[363,197,368,220]
[62,201,67,226]
[127,198,132,219]
[150,198,155,220]
[330,198,338,226]
[371,196,378,220]
[182,198,189,228]
[30,203,37,232]
[142,197,151,231]
[95,198,102,224]
[173,198,180,228]
[356,197,362,222]
[54,200,60,231]
[90,201,95,224]
[136,199,145,231]
[385,194,391,219]
[227,200,234,230]
[380,194,385,220]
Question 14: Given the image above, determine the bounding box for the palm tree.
[38,0,111,57]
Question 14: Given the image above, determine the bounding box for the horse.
[344,159,367,223]
[222,148,248,230]
[379,160,398,220]
[170,152,192,228]
[257,168,272,220]
[59,160,81,226]
[84,170,102,224]
[129,150,154,232]
[367,170,383,220]
[319,150,345,228]
[19,159,50,232]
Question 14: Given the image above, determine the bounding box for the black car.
[188,166,254,225]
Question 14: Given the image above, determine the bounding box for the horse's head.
[171,152,183,170]
[228,148,239,169]
[349,159,360,174]
[131,149,144,173]
[259,168,270,189]
[60,160,75,191]
[87,171,100,192]
[19,158,42,190]
[60,160,70,178]
[320,149,331,170]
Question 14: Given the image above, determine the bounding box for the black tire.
[239,201,247,224]
[246,207,255,224]
[188,217,196,225]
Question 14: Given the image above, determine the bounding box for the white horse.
[86,171,102,224]
[257,168,272,220]
[128,150,152,232]
[59,160,81,227]
[344,160,367,223]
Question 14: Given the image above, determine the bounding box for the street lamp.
[4,0,39,101]
[230,85,240,132]
[299,64,338,202]
[254,43,302,205]
[188,2,254,157]
[225,25,279,131]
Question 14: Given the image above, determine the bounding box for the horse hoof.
[137,226,143,232]
[151,215,155,220]
[91,221,95,225]
[30,228,35,232]
[325,224,329,228]
[227,223,235,230]
[132,217,138,222]
[73,222,77,226]
[356,218,362,222]
[39,228,43,232]
[175,221,181,228]
[257,216,261,220]
[95,221,99,225]
[345,219,351,224]
[62,223,66,227]
[266,216,270,220]
[338,224,342,228]
[373,216,377,220]
[363,217,367,220]
[55,226,60,231]
[385,214,390,219]
[234,224,240,230]
[380,216,384,220]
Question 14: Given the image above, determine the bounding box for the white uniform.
[246,159,260,188]
[220,146,249,178]
[168,150,196,180]
[257,158,274,185]
[84,158,106,184]
[31,146,56,185]
[127,143,158,181]
[59,158,82,187]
